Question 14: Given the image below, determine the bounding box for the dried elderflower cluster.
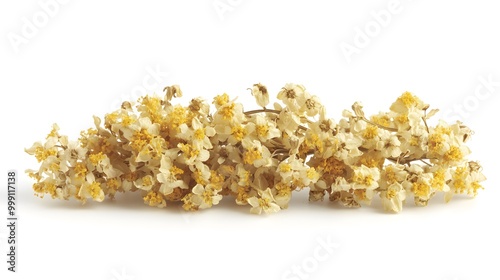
[25,84,486,213]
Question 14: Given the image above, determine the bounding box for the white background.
[1,1,499,279]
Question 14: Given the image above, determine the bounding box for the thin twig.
[244,109,281,115]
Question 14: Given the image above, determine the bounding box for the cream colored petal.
[260,188,275,200]
[444,190,454,203]
[159,184,173,196]
[247,197,260,208]
[265,203,281,214]
[211,194,223,205]
[205,127,216,137]
[274,195,291,209]
[192,184,205,196]
[94,189,105,202]
[198,149,210,162]
[250,206,263,215]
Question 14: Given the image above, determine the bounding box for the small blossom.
[277,83,310,112]
[251,83,270,108]
[351,165,380,190]
[380,183,406,213]
[247,188,281,214]
[190,184,223,209]
[157,155,188,195]
[164,85,183,103]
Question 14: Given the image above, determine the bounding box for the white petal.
[250,206,262,215]
[247,197,259,207]
[192,184,205,195]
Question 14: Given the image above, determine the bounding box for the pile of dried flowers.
[25,84,486,214]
